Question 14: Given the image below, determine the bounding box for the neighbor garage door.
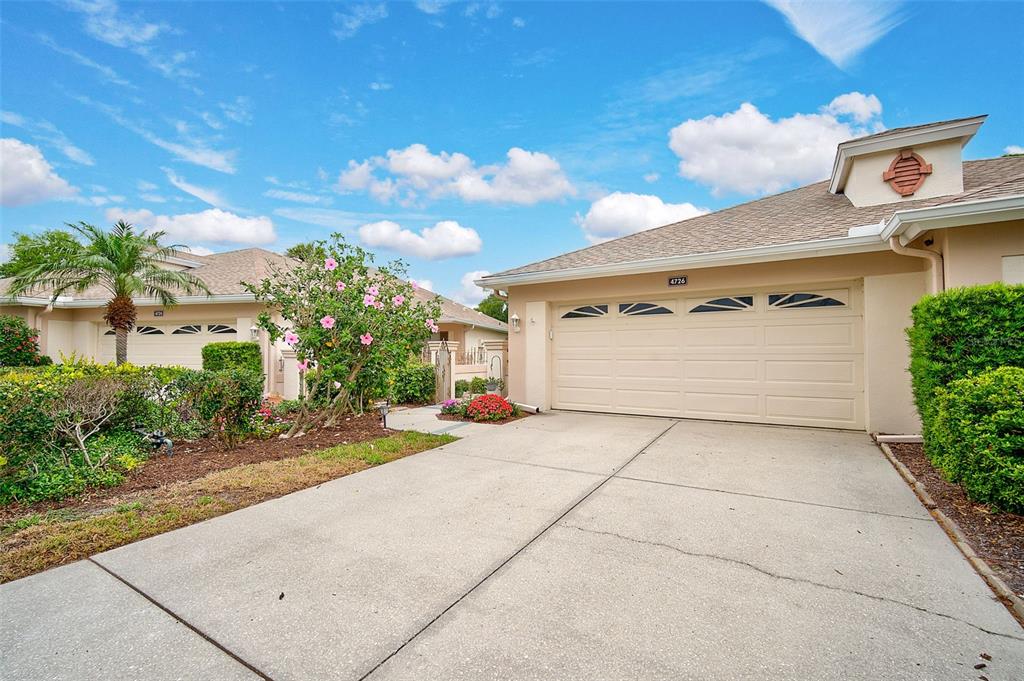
[551,282,864,429]
[98,322,239,368]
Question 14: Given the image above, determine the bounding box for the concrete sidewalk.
[2,412,1021,680]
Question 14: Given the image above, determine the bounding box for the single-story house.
[479,115,1023,434]
[1,248,506,397]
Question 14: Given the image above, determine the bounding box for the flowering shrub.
[465,394,515,422]
[0,315,51,367]
[246,235,441,436]
[440,398,466,416]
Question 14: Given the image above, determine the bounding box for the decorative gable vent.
[882,149,933,197]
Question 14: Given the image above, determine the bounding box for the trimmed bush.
[455,379,470,397]
[470,376,487,394]
[907,283,1024,424]
[201,341,263,374]
[0,315,51,367]
[390,362,435,404]
[929,367,1024,513]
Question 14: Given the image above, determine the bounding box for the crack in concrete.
[560,524,1024,642]
[613,474,934,522]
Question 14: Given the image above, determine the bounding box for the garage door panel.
[765,394,858,425]
[684,359,759,382]
[764,358,859,386]
[551,283,864,429]
[98,322,235,369]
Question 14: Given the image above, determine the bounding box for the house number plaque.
[668,275,688,287]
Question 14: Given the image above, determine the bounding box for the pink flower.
[284,331,299,346]
[392,294,405,306]
[324,257,338,271]
[336,281,346,292]
[297,359,310,372]
[363,294,376,306]
[367,285,379,296]
[410,280,419,290]
[374,300,385,310]
[360,333,373,346]
[426,318,439,333]
[320,315,335,329]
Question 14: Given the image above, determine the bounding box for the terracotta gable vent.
[882,149,933,197]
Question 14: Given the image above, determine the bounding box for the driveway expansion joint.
[437,449,607,477]
[614,474,934,522]
[559,524,1024,642]
[87,558,276,681]
[357,419,681,680]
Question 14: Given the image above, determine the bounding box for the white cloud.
[643,172,660,184]
[415,1,450,14]
[413,278,435,293]
[74,94,236,173]
[338,144,575,205]
[576,192,707,244]
[137,180,158,191]
[333,3,388,39]
[369,81,393,91]
[451,270,491,306]
[219,96,253,125]
[36,32,135,88]
[358,220,482,260]
[105,207,276,245]
[465,2,501,19]
[264,188,327,205]
[512,17,526,28]
[68,0,165,47]
[1005,145,1024,155]
[765,0,904,69]
[182,245,214,256]
[825,92,882,123]
[0,138,79,206]
[668,94,883,196]
[163,168,230,208]
[140,193,168,203]
[1,111,94,166]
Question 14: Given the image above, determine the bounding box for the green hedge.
[907,283,1024,424]
[390,363,435,404]
[0,361,265,504]
[930,367,1024,513]
[201,341,263,374]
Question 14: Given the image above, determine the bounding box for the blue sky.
[1,1,1022,304]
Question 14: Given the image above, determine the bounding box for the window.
[561,304,608,319]
[689,296,753,313]
[136,326,164,335]
[207,324,236,334]
[104,329,116,335]
[618,302,673,316]
[768,293,844,309]
[172,324,202,335]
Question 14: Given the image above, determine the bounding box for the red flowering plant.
[465,394,516,422]
[245,234,440,437]
[0,314,50,367]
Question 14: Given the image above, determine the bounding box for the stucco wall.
[506,250,927,429]
[844,139,963,208]
[932,220,1024,288]
[464,325,506,349]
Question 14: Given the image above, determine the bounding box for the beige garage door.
[551,282,864,429]
[98,322,239,368]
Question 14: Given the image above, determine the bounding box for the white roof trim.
[881,194,1024,245]
[1,293,258,308]
[477,234,890,288]
[828,116,986,194]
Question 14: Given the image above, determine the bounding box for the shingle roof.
[841,115,986,145]
[488,156,1024,278]
[1,246,506,331]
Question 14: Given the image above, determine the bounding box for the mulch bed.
[888,442,1024,598]
[0,413,387,524]
[437,412,530,426]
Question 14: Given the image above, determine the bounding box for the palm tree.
[5,221,210,365]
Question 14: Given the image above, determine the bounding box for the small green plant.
[469,376,487,394]
[440,398,467,416]
[454,379,470,397]
[201,341,263,374]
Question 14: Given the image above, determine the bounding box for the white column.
[482,339,508,394]
[281,349,301,400]
[524,301,549,409]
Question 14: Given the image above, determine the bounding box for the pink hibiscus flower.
[374,300,384,310]
[336,281,346,292]
[426,318,439,333]
[297,359,310,371]
[367,285,379,297]
[410,280,419,290]
[320,315,335,329]
[284,331,299,346]
[392,294,405,306]
[360,333,373,346]
[363,294,376,306]
[324,257,338,271]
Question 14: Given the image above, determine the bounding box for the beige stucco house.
[1,248,506,397]
[479,116,1023,434]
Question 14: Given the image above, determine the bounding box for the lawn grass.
[0,430,455,583]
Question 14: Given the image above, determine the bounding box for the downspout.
[888,236,944,294]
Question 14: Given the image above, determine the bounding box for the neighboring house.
[0,248,507,397]
[479,115,1023,434]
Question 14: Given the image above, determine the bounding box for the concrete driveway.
[3,412,1022,680]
